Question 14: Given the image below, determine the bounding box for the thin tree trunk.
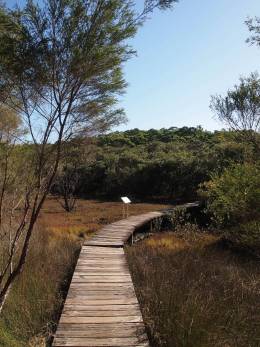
[0,286,11,314]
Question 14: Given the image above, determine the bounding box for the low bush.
[199,162,260,227]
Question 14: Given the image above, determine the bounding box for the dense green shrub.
[200,163,260,227]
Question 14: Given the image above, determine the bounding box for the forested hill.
[59,126,251,202]
[98,126,214,146]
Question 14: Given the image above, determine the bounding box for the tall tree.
[0,106,30,309]
[0,0,177,312]
[210,73,260,153]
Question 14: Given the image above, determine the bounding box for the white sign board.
[121,196,131,204]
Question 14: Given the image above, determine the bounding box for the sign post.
[121,196,131,218]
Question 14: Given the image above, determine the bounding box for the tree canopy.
[210,73,260,152]
[51,126,256,201]
[0,0,178,142]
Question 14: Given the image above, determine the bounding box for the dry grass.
[39,197,170,238]
[0,197,169,346]
[126,226,260,347]
[0,226,80,347]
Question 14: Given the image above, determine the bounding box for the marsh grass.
[0,225,80,347]
[126,226,260,347]
[39,197,170,238]
[0,198,169,346]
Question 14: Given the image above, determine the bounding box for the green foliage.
[0,0,139,134]
[164,206,189,229]
[60,127,250,200]
[0,0,178,139]
[210,73,260,154]
[200,163,260,227]
[0,105,23,141]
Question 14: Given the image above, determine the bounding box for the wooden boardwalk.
[53,211,163,347]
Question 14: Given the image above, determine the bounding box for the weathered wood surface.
[84,212,162,247]
[53,212,163,347]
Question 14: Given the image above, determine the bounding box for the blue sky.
[119,0,260,131]
[6,0,260,131]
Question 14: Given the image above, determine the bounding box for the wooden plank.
[75,262,127,267]
[77,258,127,262]
[82,246,124,251]
[80,251,124,255]
[68,288,134,293]
[75,264,128,268]
[85,242,124,246]
[67,293,136,299]
[63,304,140,311]
[55,331,146,339]
[79,254,125,258]
[65,298,139,305]
[56,322,145,331]
[59,316,143,324]
[72,269,130,275]
[73,272,131,281]
[53,337,149,347]
[61,308,141,317]
[71,275,132,280]
[71,278,132,284]
[56,334,146,340]
[76,266,128,270]
[74,265,128,270]
[69,288,134,293]
[77,260,127,264]
[73,267,129,272]
[73,271,129,276]
[80,250,125,254]
[73,271,129,275]
[73,269,129,273]
[91,234,131,238]
[71,282,132,287]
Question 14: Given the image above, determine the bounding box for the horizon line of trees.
[51,125,259,202]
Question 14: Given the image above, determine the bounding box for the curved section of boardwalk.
[53,212,163,347]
